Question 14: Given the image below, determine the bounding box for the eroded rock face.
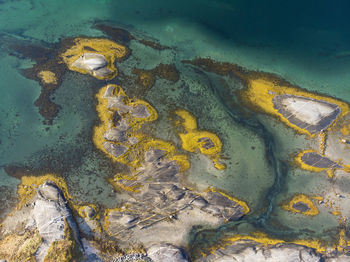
[147,244,189,262]
[33,181,82,261]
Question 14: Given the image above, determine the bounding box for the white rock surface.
[72,53,112,77]
[281,97,336,125]
[147,244,189,262]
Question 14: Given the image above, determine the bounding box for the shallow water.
[1,0,350,254]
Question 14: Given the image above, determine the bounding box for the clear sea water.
[1,0,350,250]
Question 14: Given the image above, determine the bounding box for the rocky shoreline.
[1,26,350,261]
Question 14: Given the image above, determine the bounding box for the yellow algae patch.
[17,174,71,209]
[175,109,225,170]
[341,126,350,135]
[175,108,198,130]
[319,132,327,155]
[171,154,191,172]
[93,85,115,156]
[294,150,328,173]
[241,78,350,136]
[178,131,222,155]
[340,120,350,135]
[327,168,336,178]
[38,70,57,84]
[207,188,250,214]
[282,194,319,216]
[60,38,128,80]
[213,157,226,170]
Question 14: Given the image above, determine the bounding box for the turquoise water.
[1,0,350,251]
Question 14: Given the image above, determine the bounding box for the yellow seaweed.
[282,194,319,216]
[61,38,128,80]
[38,70,57,84]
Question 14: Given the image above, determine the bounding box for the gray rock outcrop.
[147,244,190,262]
[33,180,82,261]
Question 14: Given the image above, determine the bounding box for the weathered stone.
[147,244,189,262]
[191,197,208,209]
[128,136,139,145]
[206,191,237,207]
[131,104,151,118]
[33,181,82,261]
[145,149,165,163]
[203,205,221,216]
[107,96,130,112]
[102,142,128,158]
[292,202,311,213]
[166,185,186,201]
[94,67,112,77]
[103,128,127,142]
[103,84,116,98]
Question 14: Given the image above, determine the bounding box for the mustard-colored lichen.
[38,70,57,84]
[60,38,128,80]
[282,194,319,216]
